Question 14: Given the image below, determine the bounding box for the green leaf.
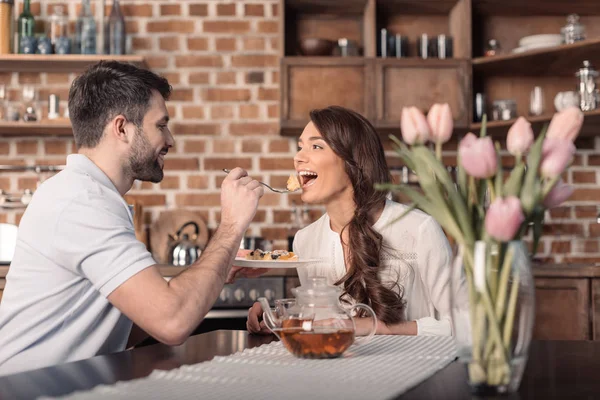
[503,161,525,197]
[480,114,488,138]
[520,124,547,214]
[494,142,503,199]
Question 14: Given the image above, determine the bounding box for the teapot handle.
[350,303,377,345]
[176,221,200,239]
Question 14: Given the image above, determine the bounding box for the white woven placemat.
[43,336,456,400]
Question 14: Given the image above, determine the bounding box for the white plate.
[232,257,319,269]
[519,34,562,48]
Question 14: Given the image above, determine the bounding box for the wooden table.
[0,330,599,399]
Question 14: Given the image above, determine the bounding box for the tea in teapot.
[259,277,377,359]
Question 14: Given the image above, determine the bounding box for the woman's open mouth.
[298,170,318,188]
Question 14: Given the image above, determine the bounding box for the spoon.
[222,169,299,194]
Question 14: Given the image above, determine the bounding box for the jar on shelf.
[484,39,501,57]
[492,100,517,121]
[47,6,70,54]
[561,14,586,44]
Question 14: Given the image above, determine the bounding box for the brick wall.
[0,0,598,262]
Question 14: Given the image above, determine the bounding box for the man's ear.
[110,115,133,143]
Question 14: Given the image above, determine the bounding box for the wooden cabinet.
[533,265,600,341]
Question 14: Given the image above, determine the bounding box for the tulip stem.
[435,141,442,161]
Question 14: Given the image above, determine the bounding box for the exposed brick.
[572,170,596,184]
[273,210,290,223]
[246,72,264,84]
[244,4,264,16]
[240,104,260,119]
[575,205,597,218]
[147,20,195,34]
[123,194,166,206]
[211,105,235,120]
[16,140,38,155]
[587,155,600,166]
[271,71,279,84]
[589,224,600,237]
[213,139,236,153]
[160,176,180,190]
[269,139,291,153]
[272,3,279,16]
[45,140,67,155]
[39,88,69,102]
[269,37,280,51]
[18,177,38,190]
[243,37,266,51]
[15,213,23,225]
[252,210,267,223]
[189,3,208,16]
[268,104,279,118]
[576,240,599,253]
[230,123,278,136]
[160,4,181,16]
[215,38,237,52]
[184,140,207,153]
[271,175,291,188]
[257,21,278,33]
[47,3,69,15]
[176,193,220,207]
[562,256,600,263]
[18,73,40,84]
[549,207,571,219]
[242,139,263,153]
[0,73,10,84]
[571,188,600,202]
[175,55,222,68]
[542,223,584,236]
[0,178,9,190]
[159,36,180,51]
[259,157,294,170]
[125,21,140,34]
[145,56,169,69]
[204,88,251,102]
[258,87,279,101]
[161,72,180,85]
[18,2,40,14]
[204,157,252,170]
[217,3,236,16]
[121,4,153,17]
[187,175,210,189]
[164,157,200,171]
[139,181,154,190]
[203,20,250,34]
[46,73,70,84]
[217,71,237,84]
[132,37,153,51]
[182,106,206,119]
[550,240,571,253]
[172,123,221,136]
[231,55,278,68]
[261,227,288,241]
[187,37,210,51]
[189,72,210,84]
[170,88,195,102]
[0,143,9,155]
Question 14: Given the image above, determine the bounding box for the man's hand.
[220,168,264,234]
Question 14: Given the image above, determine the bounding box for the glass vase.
[450,240,535,395]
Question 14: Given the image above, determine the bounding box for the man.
[0,61,264,376]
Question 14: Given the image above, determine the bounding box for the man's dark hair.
[68,61,172,148]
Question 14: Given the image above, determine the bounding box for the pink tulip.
[401,107,430,145]
[458,133,497,179]
[485,196,525,242]
[427,103,453,144]
[540,137,576,177]
[546,107,584,142]
[506,117,534,156]
[543,179,574,209]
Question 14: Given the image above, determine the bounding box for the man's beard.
[128,127,164,183]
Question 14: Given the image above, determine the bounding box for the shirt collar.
[66,154,121,195]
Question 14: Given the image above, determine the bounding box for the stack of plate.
[512,34,563,54]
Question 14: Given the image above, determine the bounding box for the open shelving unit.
[278,0,600,138]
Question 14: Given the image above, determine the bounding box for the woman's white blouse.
[293,200,453,336]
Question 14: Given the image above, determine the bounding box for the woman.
[247,106,453,336]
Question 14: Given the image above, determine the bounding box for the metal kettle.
[167,221,203,267]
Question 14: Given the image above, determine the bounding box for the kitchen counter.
[1,330,599,399]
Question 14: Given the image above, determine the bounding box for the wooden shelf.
[0,54,147,73]
[0,121,73,136]
[472,38,600,76]
[470,109,600,135]
[285,0,368,15]
[378,0,460,15]
[280,120,308,137]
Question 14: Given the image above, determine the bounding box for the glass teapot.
[258,277,377,359]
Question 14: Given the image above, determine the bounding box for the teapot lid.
[292,277,341,299]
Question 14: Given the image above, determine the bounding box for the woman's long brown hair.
[309,106,405,324]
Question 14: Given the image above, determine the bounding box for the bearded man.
[0,61,264,375]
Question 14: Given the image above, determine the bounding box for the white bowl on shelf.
[511,41,560,54]
[518,34,563,48]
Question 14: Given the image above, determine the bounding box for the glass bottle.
[76,0,96,55]
[47,5,69,54]
[107,0,126,55]
[17,0,34,54]
[561,14,586,44]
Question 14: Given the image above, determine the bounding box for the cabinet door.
[534,278,590,340]
[374,59,470,129]
[280,57,374,135]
